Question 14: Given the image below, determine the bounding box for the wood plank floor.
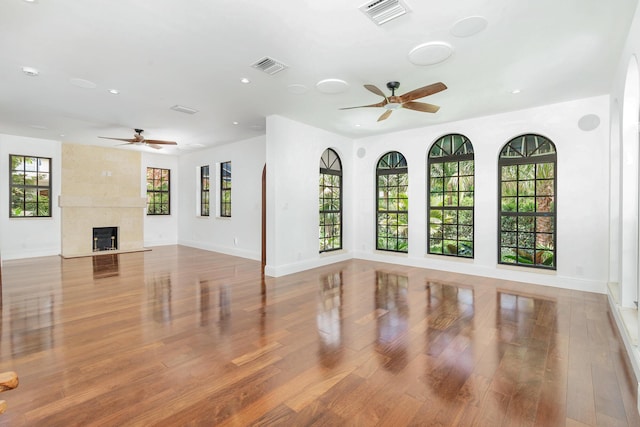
[0,245,638,426]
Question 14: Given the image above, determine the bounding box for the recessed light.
[233,121,239,125]
[240,78,250,84]
[108,89,120,95]
[355,124,361,127]
[22,66,39,76]
[23,0,36,3]
[511,89,521,94]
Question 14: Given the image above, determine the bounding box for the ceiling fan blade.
[402,101,440,113]
[340,101,386,110]
[143,139,177,145]
[99,136,137,143]
[364,84,388,100]
[399,82,447,103]
[377,110,393,122]
[146,144,163,150]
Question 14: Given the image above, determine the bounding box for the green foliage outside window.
[376,151,408,253]
[499,134,556,269]
[10,155,51,217]
[220,161,231,217]
[320,148,342,252]
[428,134,474,258]
[146,167,170,215]
[201,165,210,216]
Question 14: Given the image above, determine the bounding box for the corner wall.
[177,135,266,260]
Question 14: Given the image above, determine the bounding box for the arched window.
[319,148,342,252]
[376,151,408,253]
[499,134,556,269]
[427,134,474,258]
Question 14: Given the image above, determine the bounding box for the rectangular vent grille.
[359,0,410,25]
[170,105,198,115]
[251,57,288,75]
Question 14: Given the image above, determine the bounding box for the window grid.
[146,167,170,215]
[201,165,210,216]
[319,148,342,252]
[376,151,408,253]
[428,134,474,258]
[10,154,52,218]
[499,134,556,269]
[220,161,231,217]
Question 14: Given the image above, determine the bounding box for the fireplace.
[93,227,118,252]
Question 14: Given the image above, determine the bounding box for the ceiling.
[0,0,637,154]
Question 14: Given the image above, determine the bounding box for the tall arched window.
[319,148,342,252]
[376,151,408,253]
[499,134,556,269]
[428,134,474,258]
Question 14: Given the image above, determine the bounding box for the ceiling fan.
[99,129,177,149]
[341,81,447,121]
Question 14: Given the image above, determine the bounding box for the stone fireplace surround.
[60,144,146,258]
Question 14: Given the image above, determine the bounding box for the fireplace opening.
[93,227,118,252]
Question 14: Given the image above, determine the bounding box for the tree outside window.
[146,167,170,215]
[10,155,51,217]
[376,151,408,253]
[201,165,210,216]
[220,161,231,217]
[428,134,474,258]
[319,148,342,252]
[498,134,556,269]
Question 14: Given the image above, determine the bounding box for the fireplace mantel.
[60,144,147,258]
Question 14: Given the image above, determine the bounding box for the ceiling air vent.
[251,57,288,75]
[359,0,410,25]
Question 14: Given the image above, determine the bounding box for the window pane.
[319,150,342,252]
[498,134,556,269]
[376,152,408,253]
[427,135,474,258]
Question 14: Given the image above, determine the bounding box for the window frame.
[220,161,231,218]
[319,148,343,253]
[376,151,409,253]
[200,165,210,217]
[427,134,475,258]
[10,154,52,218]
[146,167,171,215]
[498,134,557,270]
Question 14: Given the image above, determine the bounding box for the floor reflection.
[92,254,119,279]
[424,281,475,399]
[9,294,55,357]
[218,284,232,335]
[317,271,343,368]
[375,271,409,372]
[147,274,172,324]
[199,280,211,327]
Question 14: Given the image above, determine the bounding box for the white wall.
[265,115,354,276]
[178,135,265,260]
[353,96,610,293]
[263,98,610,294]
[607,0,640,393]
[142,152,179,247]
[0,134,62,260]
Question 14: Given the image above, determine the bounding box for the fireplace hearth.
[93,227,118,252]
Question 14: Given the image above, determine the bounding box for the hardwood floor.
[0,245,638,426]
